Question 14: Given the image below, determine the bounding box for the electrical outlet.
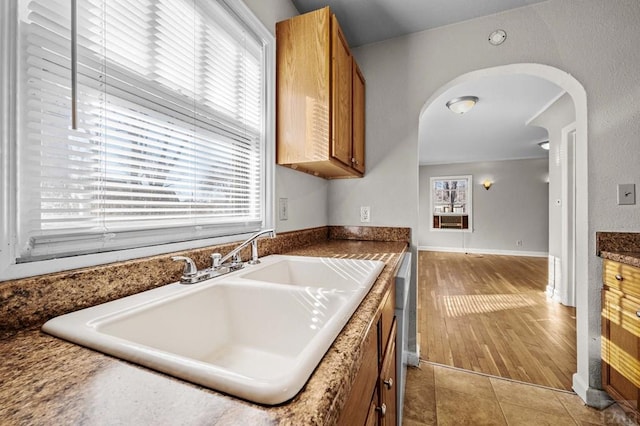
[516,240,523,247]
[360,206,370,223]
[278,198,288,220]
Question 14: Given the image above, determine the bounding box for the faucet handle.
[231,253,242,266]
[172,256,197,277]
[211,253,222,268]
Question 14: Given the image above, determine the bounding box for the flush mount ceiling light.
[488,29,507,46]
[538,141,550,150]
[446,96,479,115]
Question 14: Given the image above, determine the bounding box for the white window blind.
[17,0,268,261]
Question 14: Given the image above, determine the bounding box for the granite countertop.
[596,231,640,268]
[0,239,407,425]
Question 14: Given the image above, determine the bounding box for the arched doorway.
[417,63,600,405]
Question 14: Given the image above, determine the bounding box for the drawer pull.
[376,403,387,417]
[383,378,393,389]
[615,274,623,281]
[636,311,640,318]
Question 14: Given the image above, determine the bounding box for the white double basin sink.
[42,255,384,405]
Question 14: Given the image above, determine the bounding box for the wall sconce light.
[446,96,479,115]
[483,180,492,190]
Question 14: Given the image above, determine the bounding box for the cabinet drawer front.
[602,290,640,390]
[602,289,640,338]
[604,259,640,298]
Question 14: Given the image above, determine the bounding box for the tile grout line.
[421,360,576,394]
[552,389,585,425]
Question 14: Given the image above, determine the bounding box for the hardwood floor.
[418,250,577,391]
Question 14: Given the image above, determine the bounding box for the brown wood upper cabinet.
[276,7,365,179]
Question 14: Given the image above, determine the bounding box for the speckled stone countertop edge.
[596,231,640,256]
[0,238,408,425]
[599,251,640,269]
[596,231,640,268]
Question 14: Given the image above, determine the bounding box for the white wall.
[243,0,329,233]
[242,0,297,28]
[530,93,575,258]
[419,159,549,255]
[336,0,640,403]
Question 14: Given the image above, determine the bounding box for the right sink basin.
[237,255,382,291]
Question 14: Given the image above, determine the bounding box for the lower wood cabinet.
[379,320,397,426]
[339,320,379,426]
[338,287,397,426]
[365,389,379,426]
[601,259,640,416]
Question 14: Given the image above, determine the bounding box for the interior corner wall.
[243,0,330,233]
[419,158,549,255]
[529,93,576,259]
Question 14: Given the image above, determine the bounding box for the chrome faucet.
[212,228,276,269]
[171,229,276,284]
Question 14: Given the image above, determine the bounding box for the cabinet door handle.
[383,377,393,389]
[636,310,640,318]
[615,274,623,281]
[376,403,387,417]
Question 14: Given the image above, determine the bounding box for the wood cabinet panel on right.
[337,285,397,426]
[601,259,640,415]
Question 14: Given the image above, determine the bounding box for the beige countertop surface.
[0,239,407,425]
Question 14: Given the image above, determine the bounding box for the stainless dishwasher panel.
[395,252,411,426]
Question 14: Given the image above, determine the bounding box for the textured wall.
[339,0,640,403]
[418,158,549,255]
[530,93,576,259]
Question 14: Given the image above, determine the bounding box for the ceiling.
[290,0,561,165]
[420,74,563,165]
[291,0,549,47]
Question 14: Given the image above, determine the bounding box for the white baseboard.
[572,373,613,409]
[546,284,563,301]
[418,246,548,258]
[407,351,420,367]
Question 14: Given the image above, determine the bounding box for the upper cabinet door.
[331,15,353,168]
[276,8,331,165]
[352,62,366,174]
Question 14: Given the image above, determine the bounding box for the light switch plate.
[617,183,636,205]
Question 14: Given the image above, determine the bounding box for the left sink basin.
[42,255,384,405]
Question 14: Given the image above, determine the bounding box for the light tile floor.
[403,361,639,426]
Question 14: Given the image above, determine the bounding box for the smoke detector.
[488,29,507,46]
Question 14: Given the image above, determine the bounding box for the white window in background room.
[430,175,472,231]
[1,0,274,278]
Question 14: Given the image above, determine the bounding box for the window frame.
[429,175,473,232]
[0,0,275,280]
